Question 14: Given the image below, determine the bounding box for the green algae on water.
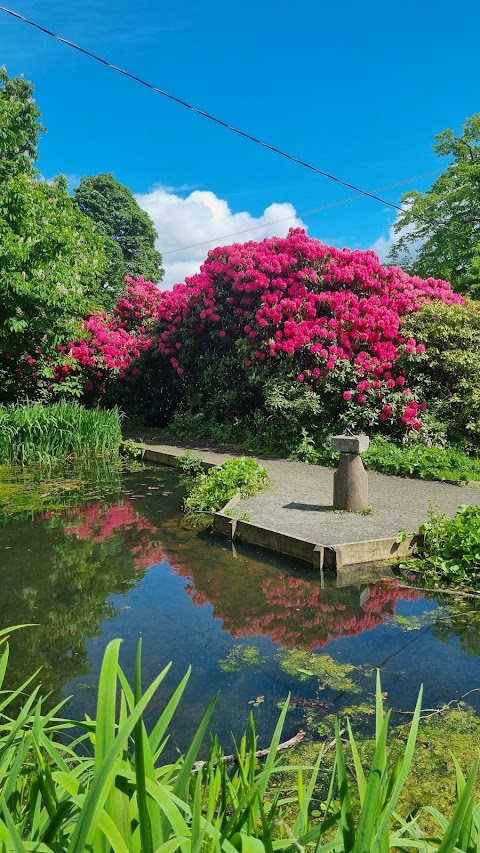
[218,645,266,672]
[0,459,143,520]
[277,648,360,693]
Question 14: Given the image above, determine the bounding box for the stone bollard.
[331,434,370,512]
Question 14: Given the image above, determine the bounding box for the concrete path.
[128,431,480,567]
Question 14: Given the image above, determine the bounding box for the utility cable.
[0,5,449,234]
[162,168,441,254]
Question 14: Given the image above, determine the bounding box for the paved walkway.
[129,431,480,547]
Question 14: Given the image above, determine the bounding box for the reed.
[0,401,121,464]
[0,631,478,851]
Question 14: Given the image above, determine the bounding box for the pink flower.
[343,390,352,401]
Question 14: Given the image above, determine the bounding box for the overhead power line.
[162,168,441,255]
[0,5,447,235]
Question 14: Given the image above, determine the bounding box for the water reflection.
[1,464,478,735]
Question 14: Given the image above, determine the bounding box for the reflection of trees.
[431,604,480,659]
[2,480,421,713]
[2,497,171,704]
[152,515,420,650]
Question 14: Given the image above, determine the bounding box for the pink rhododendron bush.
[51,229,465,444]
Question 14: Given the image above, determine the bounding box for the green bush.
[400,300,480,449]
[183,456,269,518]
[0,401,121,463]
[402,504,480,589]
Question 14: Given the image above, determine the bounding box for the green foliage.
[363,437,480,482]
[388,113,480,297]
[400,300,480,448]
[0,70,115,400]
[176,450,208,486]
[0,65,44,182]
[402,504,480,589]
[120,439,144,460]
[74,172,164,292]
[1,629,480,850]
[183,456,269,518]
[0,402,121,464]
[170,411,480,483]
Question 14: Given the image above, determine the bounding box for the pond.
[1,460,480,756]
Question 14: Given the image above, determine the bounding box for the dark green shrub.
[400,301,480,449]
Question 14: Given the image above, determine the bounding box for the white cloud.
[135,187,307,288]
[370,207,420,264]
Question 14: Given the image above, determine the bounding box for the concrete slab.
[127,433,480,569]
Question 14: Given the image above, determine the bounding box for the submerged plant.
[218,645,265,672]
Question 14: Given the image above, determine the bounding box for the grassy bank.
[0,401,121,464]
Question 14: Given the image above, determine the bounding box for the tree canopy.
[0,69,111,401]
[388,114,480,297]
[74,173,164,290]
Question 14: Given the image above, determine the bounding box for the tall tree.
[0,66,44,183]
[388,114,480,297]
[74,173,164,289]
[0,69,110,401]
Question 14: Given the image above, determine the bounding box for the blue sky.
[1,0,479,285]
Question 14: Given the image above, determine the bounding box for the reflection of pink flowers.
[50,500,174,572]
[170,560,419,651]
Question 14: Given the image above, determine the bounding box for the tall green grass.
[0,631,479,850]
[0,402,121,464]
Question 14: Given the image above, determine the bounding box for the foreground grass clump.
[1,629,480,851]
[402,504,480,589]
[0,401,121,464]
[180,455,269,519]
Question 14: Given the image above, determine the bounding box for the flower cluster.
[51,229,463,430]
[154,229,462,430]
[52,277,166,392]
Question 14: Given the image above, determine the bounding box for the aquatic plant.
[277,647,360,693]
[0,401,121,464]
[0,631,478,850]
[218,645,265,672]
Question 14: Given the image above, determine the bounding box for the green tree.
[0,68,111,401]
[74,173,164,290]
[388,114,480,297]
[0,66,44,183]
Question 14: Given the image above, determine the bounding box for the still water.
[1,461,479,752]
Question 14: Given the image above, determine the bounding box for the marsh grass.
[0,401,121,465]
